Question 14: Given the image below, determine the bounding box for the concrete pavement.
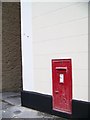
[0,92,68,119]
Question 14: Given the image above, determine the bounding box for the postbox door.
[52,59,72,114]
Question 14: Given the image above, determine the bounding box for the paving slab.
[0,110,2,120]
[2,92,20,99]
[0,100,2,110]
[0,92,68,119]
[7,118,66,120]
[2,106,59,119]
[2,101,14,110]
[2,96,21,106]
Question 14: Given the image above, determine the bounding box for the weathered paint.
[52,59,72,114]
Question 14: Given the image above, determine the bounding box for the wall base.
[21,91,90,119]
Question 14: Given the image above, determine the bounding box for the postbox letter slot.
[56,67,67,70]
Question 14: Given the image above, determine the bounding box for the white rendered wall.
[21,1,34,91]
[21,2,88,102]
[32,2,88,101]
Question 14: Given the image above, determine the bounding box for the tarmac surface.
[0,92,68,120]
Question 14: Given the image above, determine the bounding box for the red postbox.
[52,59,72,114]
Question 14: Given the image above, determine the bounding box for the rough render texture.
[0,2,2,92]
[2,2,22,92]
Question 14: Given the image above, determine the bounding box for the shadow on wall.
[2,2,22,92]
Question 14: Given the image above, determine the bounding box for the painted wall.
[21,2,88,101]
[21,2,34,91]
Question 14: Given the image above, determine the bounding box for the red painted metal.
[52,59,72,114]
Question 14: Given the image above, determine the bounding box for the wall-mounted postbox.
[52,59,72,114]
